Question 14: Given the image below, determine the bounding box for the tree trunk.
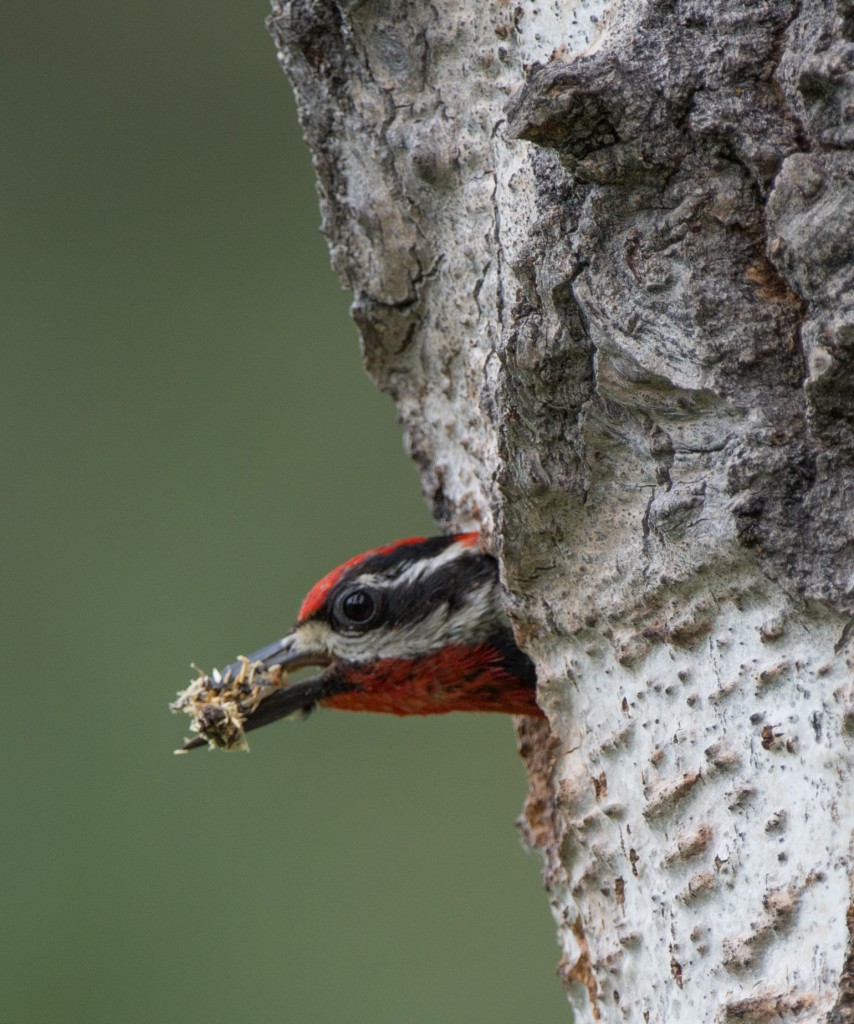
[268,0,854,1019]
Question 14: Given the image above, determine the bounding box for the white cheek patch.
[293,620,336,656]
[322,579,504,664]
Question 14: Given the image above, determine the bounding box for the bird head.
[179,533,540,750]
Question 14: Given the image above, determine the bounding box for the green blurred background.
[2,3,568,1021]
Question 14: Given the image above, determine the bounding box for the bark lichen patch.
[722,883,804,974]
[755,659,793,691]
[662,824,715,868]
[642,770,704,823]
[704,741,742,771]
[614,875,625,912]
[759,722,798,753]
[680,870,717,903]
[764,809,788,834]
[670,952,684,989]
[717,991,818,1023]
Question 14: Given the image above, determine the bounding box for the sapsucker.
[180,533,540,751]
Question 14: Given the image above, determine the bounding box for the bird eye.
[335,587,381,629]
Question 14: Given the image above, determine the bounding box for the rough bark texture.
[268,0,854,1019]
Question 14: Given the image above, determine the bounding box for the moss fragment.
[171,657,288,752]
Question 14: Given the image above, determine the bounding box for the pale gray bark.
[268,1,854,1020]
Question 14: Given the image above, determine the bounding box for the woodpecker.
[179,533,540,751]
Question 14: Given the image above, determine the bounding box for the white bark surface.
[269,0,854,1019]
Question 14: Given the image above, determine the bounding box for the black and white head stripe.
[293,535,515,664]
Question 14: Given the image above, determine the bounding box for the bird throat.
[320,642,542,717]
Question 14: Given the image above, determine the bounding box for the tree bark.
[268,0,854,1020]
